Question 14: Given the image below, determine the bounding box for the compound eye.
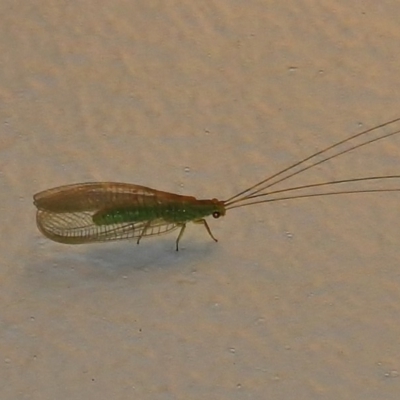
[212,211,221,219]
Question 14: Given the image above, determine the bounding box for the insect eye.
[212,211,220,219]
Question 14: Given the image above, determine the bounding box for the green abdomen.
[92,199,221,225]
[92,206,156,225]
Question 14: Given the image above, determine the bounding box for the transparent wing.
[36,209,179,244]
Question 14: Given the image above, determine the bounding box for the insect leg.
[137,221,151,245]
[194,219,218,243]
[175,223,186,251]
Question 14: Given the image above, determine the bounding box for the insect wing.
[34,182,180,244]
[36,209,179,244]
[33,182,164,212]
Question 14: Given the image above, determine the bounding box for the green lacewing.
[34,118,400,250]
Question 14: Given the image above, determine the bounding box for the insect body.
[34,182,225,250]
[34,117,400,250]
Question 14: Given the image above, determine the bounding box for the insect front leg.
[194,219,218,243]
[175,223,186,251]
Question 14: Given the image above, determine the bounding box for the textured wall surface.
[1,1,400,399]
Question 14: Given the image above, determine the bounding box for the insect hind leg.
[175,223,186,251]
[137,221,151,245]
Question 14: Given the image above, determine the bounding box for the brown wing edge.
[33,182,197,213]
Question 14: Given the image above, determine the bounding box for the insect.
[34,117,400,251]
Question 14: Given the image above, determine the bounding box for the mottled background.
[1,1,400,399]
